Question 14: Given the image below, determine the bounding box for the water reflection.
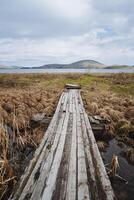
[102,139,134,200]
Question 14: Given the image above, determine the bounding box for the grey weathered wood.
[41,112,69,200]
[69,90,73,113]
[10,92,65,200]
[80,112,99,200]
[65,84,81,89]
[62,92,69,112]
[66,112,77,200]
[24,111,67,200]
[26,93,68,200]
[85,115,115,200]
[56,113,73,200]
[78,91,115,200]
[75,93,90,200]
[11,88,115,200]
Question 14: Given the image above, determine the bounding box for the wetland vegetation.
[0,73,134,199]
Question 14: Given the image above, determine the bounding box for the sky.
[0,0,134,66]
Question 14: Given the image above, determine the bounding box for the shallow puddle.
[102,139,134,200]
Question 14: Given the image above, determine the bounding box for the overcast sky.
[0,0,134,66]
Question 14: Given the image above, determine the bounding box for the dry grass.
[82,75,134,141]
[0,73,133,199]
[97,141,108,151]
[0,75,61,199]
[124,148,134,164]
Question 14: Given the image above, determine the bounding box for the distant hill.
[67,60,106,69]
[1,61,133,70]
[0,65,20,69]
[105,65,134,69]
[30,60,106,69]
[0,65,10,69]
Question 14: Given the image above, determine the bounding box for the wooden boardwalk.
[10,88,115,200]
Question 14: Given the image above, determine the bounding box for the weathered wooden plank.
[65,84,81,89]
[66,111,77,200]
[77,125,90,200]
[79,107,99,200]
[86,118,115,200]
[17,93,68,200]
[75,92,90,200]
[29,112,67,200]
[63,92,69,112]
[41,112,69,200]
[85,114,115,200]
[10,92,65,200]
[78,91,115,200]
[61,92,65,105]
[69,90,73,113]
[51,111,73,200]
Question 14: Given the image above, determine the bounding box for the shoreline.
[0,68,134,74]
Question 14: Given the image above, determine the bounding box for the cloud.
[37,0,91,20]
[0,29,134,66]
[0,0,134,65]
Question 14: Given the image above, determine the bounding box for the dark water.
[0,68,134,74]
[102,139,134,200]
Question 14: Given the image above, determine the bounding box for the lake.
[0,68,134,74]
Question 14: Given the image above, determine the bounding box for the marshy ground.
[0,73,134,199]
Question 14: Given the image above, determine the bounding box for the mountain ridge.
[105,65,134,69]
[25,60,106,69]
[0,65,20,69]
[0,60,133,69]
